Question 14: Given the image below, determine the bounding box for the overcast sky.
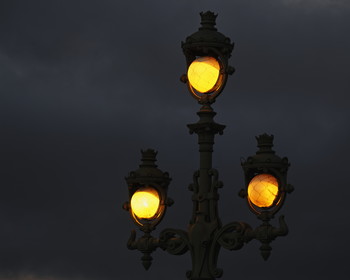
[1,0,350,279]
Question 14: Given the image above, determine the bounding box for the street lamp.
[180,11,234,107]
[123,11,294,279]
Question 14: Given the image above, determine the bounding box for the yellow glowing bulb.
[187,56,221,93]
[247,174,279,208]
[130,187,160,219]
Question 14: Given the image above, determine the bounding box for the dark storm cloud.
[0,0,349,279]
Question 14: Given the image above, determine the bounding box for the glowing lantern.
[247,174,279,208]
[131,187,160,219]
[187,56,221,93]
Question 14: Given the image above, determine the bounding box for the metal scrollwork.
[215,222,253,251]
[159,228,190,256]
[209,169,223,190]
[188,170,200,225]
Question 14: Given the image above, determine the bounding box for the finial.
[199,11,217,31]
[255,133,275,154]
[140,149,158,167]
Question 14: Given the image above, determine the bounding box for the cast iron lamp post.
[123,11,294,280]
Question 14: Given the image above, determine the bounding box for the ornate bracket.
[127,229,160,270]
[249,215,289,260]
[127,227,190,271]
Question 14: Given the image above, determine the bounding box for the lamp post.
[123,11,294,280]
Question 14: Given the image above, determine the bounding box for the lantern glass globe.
[187,56,220,93]
[131,187,160,219]
[247,174,279,208]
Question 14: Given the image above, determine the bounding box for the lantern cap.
[241,134,290,173]
[125,149,171,188]
[182,11,234,61]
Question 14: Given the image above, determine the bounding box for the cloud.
[0,274,86,280]
[1,1,350,280]
[282,0,350,9]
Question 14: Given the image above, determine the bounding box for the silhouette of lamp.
[123,11,294,278]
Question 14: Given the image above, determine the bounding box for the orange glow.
[187,56,220,93]
[130,187,160,219]
[247,174,279,208]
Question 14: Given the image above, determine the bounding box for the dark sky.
[1,0,350,279]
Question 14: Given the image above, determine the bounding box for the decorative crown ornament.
[256,133,275,153]
[199,11,218,30]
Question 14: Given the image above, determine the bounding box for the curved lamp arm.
[159,228,190,255]
[214,221,253,251]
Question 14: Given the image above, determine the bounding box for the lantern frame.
[181,11,234,105]
[123,149,172,231]
[240,134,293,219]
